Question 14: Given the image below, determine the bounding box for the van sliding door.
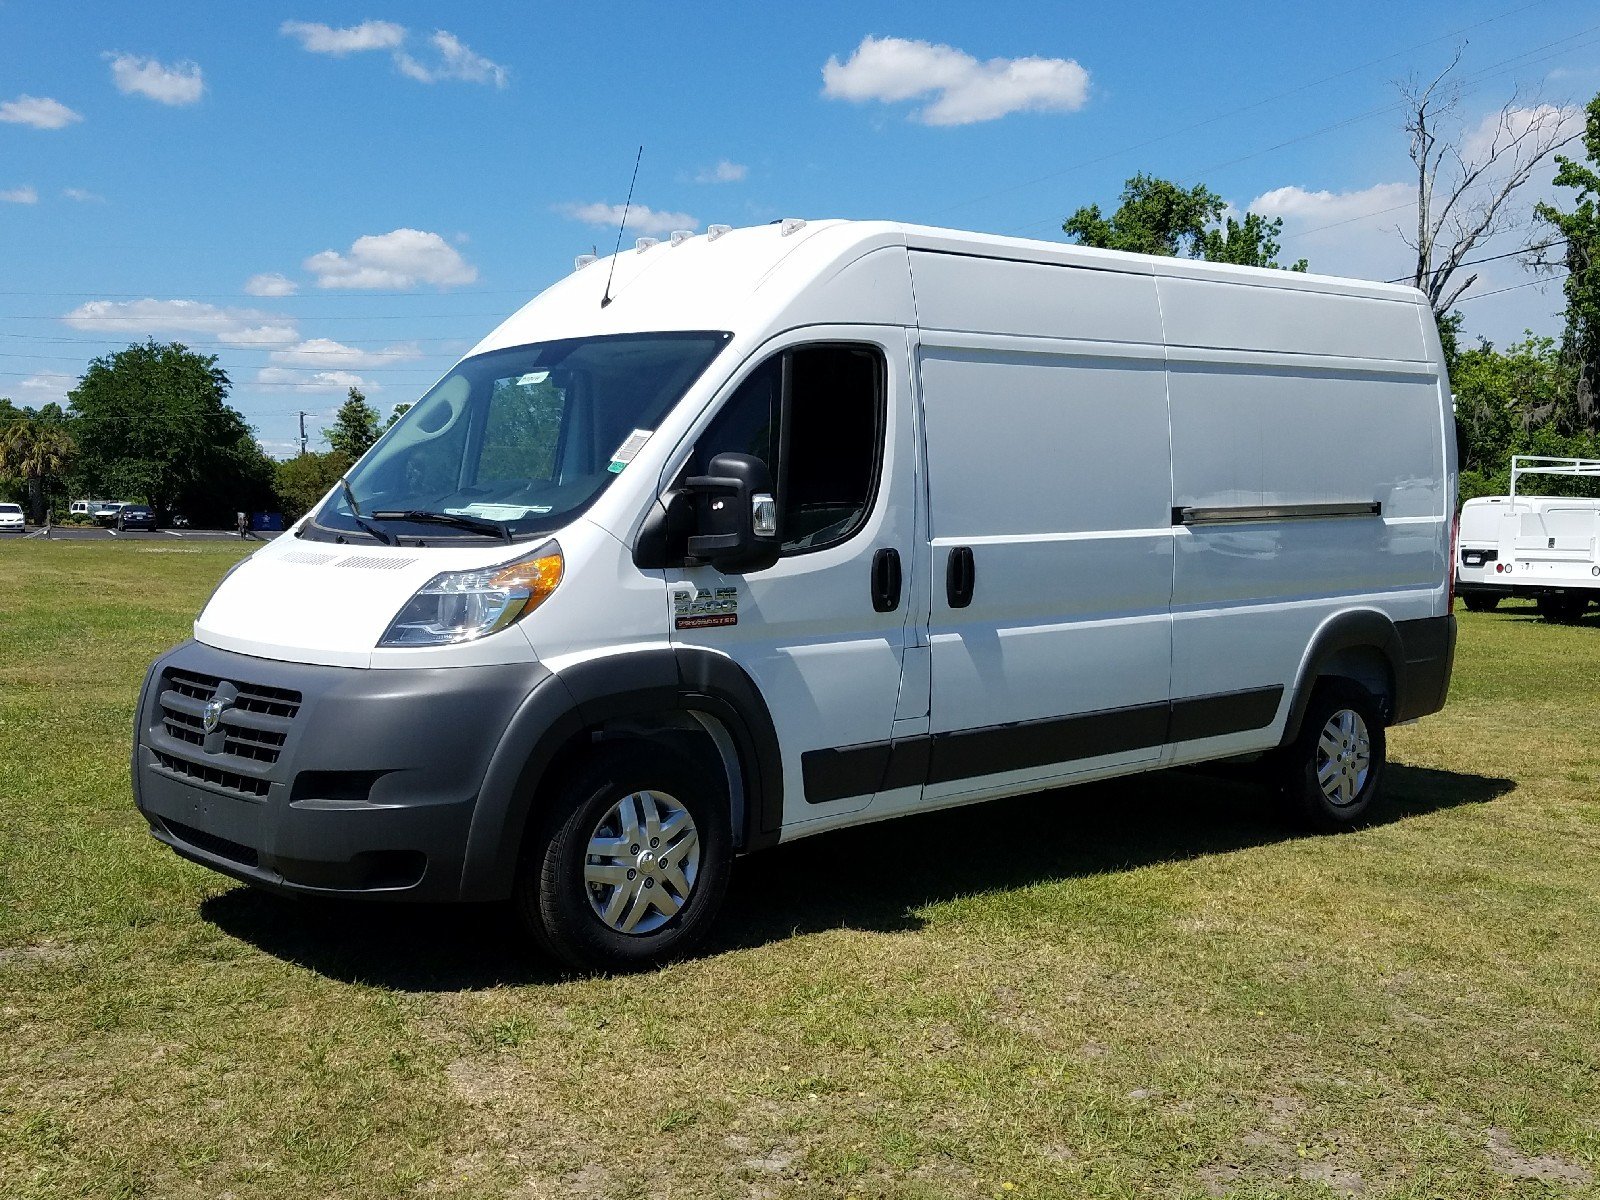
[910,252,1175,802]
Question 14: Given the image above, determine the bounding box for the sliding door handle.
[945,546,975,608]
[871,547,902,612]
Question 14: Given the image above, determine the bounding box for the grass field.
[2,541,1597,1200]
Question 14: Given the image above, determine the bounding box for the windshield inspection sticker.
[674,586,738,629]
[607,428,654,474]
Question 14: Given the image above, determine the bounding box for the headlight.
[379,542,563,647]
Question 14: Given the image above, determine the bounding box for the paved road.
[2,526,281,542]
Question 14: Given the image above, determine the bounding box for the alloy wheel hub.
[1314,708,1371,807]
[583,790,700,935]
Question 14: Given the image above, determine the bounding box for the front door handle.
[946,546,975,608]
[871,547,902,612]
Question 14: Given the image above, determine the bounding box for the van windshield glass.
[309,331,729,543]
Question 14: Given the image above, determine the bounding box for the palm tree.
[0,416,76,526]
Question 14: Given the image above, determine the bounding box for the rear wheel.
[1537,593,1588,623]
[1276,681,1386,831]
[1461,593,1500,612]
[514,744,732,973]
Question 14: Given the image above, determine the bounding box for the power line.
[1456,270,1569,301]
[0,332,475,350]
[0,350,440,373]
[0,287,534,300]
[0,311,512,322]
[1384,239,1564,282]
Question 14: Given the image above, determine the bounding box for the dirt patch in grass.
[0,940,74,968]
[1486,1126,1594,1186]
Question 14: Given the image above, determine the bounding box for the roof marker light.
[779,217,806,236]
[574,254,598,271]
[635,236,659,253]
[670,229,694,247]
[707,224,732,241]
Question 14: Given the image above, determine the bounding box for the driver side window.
[688,344,884,555]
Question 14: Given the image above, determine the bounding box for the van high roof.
[472,219,1426,359]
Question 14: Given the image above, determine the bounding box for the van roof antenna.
[600,145,642,310]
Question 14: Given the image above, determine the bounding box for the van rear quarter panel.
[1160,277,1447,757]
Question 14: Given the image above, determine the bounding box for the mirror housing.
[684,452,780,573]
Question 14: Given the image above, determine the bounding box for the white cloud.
[822,35,1089,126]
[268,338,420,370]
[16,373,72,404]
[303,228,478,289]
[395,30,508,88]
[60,299,298,347]
[255,367,377,393]
[1244,183,1415,284]
[0,95,83,130]
[279,22,506,88]
[244,272,298,297]
[105,53,204,106]
[63,187,105,203]
[279,19,406,55]
[557,201,699,237]
[694,159,748,184]
[2,185,39,204]
[1249,182,1414,226]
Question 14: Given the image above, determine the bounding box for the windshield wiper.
[369,508,513,544]
[340,478,395,546]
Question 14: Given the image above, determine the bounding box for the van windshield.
[309,331,730,544]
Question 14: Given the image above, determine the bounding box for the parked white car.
[133,219,1458,971]
[0,502,24,531]
[93,502,133,527]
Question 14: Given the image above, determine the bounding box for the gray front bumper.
[132,640,551,900]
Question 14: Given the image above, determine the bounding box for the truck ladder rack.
[1508,455,1600,504]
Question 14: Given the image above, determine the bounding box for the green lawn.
[2,542,1597,1199]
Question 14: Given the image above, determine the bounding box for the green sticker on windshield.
[607,428,652,475]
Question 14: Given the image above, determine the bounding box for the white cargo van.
[133,220,1458,970]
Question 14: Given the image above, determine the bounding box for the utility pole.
[296,410,310,457]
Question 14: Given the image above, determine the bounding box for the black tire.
[1537,593,1587,623]
[1461,593,1500,612]
[514,743,732,973]
[1275,680,1386,832]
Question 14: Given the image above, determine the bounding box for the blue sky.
[3,0,1598,456]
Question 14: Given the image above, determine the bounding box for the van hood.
[195,536,546,669]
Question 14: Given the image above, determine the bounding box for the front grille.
[153,668,302,790]
[152,750,270,798]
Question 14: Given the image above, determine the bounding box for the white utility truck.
[1456,495,1524,611]
[1479,456,1600,622]
[133,220,1458,970]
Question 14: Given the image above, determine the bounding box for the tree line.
[0,346,403,526]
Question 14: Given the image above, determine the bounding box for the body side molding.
[802,685,1284,805]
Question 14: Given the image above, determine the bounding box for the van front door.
[666,331,919,829]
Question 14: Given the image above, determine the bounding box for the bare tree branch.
[1400,54,1580,316]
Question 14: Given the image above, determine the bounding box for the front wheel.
[1275,681,1386,831]
[514,744,732,973]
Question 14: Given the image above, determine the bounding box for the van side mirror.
[684,452,780,573]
